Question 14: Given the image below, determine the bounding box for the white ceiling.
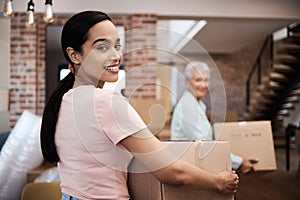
[181,18,298,54]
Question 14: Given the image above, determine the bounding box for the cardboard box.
[129,99,172,140]
[128,141,233,200]
[213,121,277,171]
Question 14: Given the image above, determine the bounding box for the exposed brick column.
[35,15,46,116]
[10,13,38,126]
[123,13,158,99]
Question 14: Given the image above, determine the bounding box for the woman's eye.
[97,45,109,51]
[115,44,122,50]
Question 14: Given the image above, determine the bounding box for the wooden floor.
[235,147,300,200]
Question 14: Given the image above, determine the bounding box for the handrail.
[245,35,272,106]
[245,23,299,107]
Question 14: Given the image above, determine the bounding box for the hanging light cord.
[45,0,52,5]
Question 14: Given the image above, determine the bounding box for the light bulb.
[43,4,54,23]
[26,0,35,28]
[26,10,35,27]
[3,0,13,17]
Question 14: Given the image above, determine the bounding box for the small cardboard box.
[213,121,277,171]
[129,99,171,134]
[128,141,233,200]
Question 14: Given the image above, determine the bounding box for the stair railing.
[246,35,273,106]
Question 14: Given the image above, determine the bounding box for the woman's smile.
[103,65,119,72]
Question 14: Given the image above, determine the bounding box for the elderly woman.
[171,61,258,173]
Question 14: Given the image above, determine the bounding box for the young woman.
[40,11,239,200]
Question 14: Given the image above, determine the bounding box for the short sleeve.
[95,90,147,144]
[230,153,243,170]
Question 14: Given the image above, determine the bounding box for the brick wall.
[10,13,38,125]
[9,13,72,126]
[122,14,158,99]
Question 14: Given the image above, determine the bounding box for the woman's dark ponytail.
[40,72,75,162]
[40,11,112,163]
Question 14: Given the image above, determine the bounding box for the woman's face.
[75,20,122,88]
[188,69,209,101]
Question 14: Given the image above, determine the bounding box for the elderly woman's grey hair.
[184,61,210,80]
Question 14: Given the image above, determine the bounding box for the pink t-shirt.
[55,85,147,200]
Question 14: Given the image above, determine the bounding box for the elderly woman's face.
[188,69,209,101]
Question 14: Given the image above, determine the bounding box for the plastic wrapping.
[0,110,43,200]
[34,167,60,183]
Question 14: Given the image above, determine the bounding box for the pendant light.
[43,0,54,23]
[26,0,35,27]
[3,0,13,17]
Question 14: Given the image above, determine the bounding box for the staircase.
[244,23,300,146]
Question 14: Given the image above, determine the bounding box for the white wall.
[0,17,10,133]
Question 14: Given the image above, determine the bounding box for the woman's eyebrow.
[92,38,109,45]
[92,38,120,45]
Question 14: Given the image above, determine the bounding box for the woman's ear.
[66,47,81,65]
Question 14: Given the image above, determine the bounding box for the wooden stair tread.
[268,72,291,82]
[292,82,300,90]
[245,24,300,122]
[277,109,291,116]
[276,46,300,56]
[266,81,285,90]
[290,88,300,96]
[281,35,300,44]
[288,23,300,33]
[280,102,295,110]
[273,64,297,74]
[284,95,299,103]
[274,55,300,65]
